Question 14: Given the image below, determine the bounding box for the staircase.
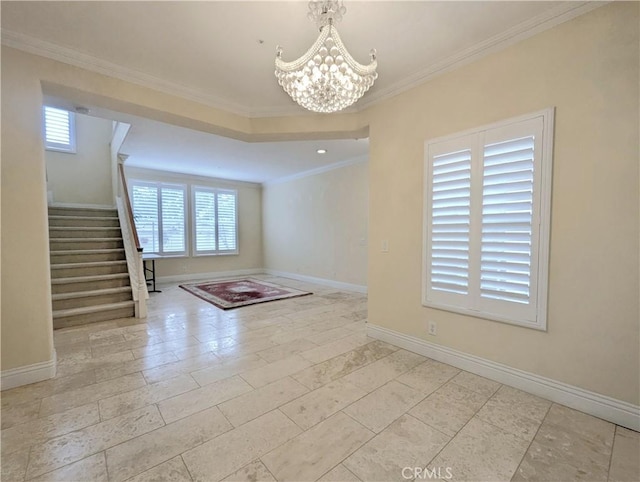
[48,207,135,329]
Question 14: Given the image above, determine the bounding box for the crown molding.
[1,2,606,119]
[124,164,263,189]
[1,29,253,117]
[357,1,608,111]
[262,155,368,186]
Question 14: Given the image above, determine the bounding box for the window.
[423,109,554,330]
[43,106,76,153]
[192,187,238,255]
[130,181,186,255]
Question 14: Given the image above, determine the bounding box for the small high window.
[43,106,76,153]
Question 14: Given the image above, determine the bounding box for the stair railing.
[116,162,148,318]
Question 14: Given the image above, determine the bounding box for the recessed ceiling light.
[317,149,327,154]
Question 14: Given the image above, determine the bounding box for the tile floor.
[1,276,638,482]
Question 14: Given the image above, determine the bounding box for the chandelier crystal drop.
[275,0,378,114]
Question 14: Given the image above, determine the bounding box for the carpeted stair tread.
[48,207,117,216]
[50,226,122,231]
[49,215,119,221]
[51,273,130,284]
[50,248,125,255]
[53,301,135,318]
[49,227,123,237]
[52,286,132,301]
[49,237,124,242]
[51,260,128,269]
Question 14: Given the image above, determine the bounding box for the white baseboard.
[1,351,57,391]
[264,269,367,294]
[49,202,116,210]
[367,323,640,431]
[158,268,264,284]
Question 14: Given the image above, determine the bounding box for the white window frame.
[43,106,76,153]
[422,108,554,331]
[191,186,239,256]
[130,180,188,257]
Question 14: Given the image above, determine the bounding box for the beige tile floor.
[1,276,638,482]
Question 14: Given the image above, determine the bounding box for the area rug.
[179,278,312,310]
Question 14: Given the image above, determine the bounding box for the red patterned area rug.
[179,278,312,310]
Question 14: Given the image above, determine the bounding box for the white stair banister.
[116,162,148,318]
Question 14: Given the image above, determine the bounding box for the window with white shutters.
[192,187,238,255]
[130,181,186,256]
[423,109,553,330]
[43,106,76,153]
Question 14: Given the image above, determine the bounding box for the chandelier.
[275,0,378,114]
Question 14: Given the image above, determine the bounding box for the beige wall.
[366,3,639,404]
[1,48,55,371]
[263,161,368,287]
[46,113,113,206]
[1,2,638,409]
[124,167,263,279]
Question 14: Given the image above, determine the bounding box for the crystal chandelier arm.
[276,25,376,76]
[325,26,377,76]
[276,25,331,72]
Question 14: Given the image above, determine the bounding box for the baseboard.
[49,202,116,210]
[158,268,368,294]
[1,351,57,391]
[264,269,367,294]
[157,268,264,284]
[367,323,640,431]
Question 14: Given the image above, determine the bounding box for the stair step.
[52,286,133,300]
[50,238,124,250]
[53,301,135,330]
[51,273,130,284]
[49,237,123,242]
[49,215,121,227]
[50,260,128,278]
[48,207,118,218]
[53,301,134,318]
[51,260,128,269]
[49,227,123,238]
[52,287,133,310]
[51,273,130,294]
[50,248,126,263]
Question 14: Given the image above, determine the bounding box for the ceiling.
[2,1,600,183]
[119,114,369,184]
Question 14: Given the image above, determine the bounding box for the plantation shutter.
[192,187,238,255]
[477,118,544,322]
[44,106,75,152]
[217,192,237,251]
[132,184,160,253]
[194,190,217,252]
[423,110,552,329]
[425,135,475,308]
[161,187,186,253]
[480,136,534,304]
[430,150,472,294]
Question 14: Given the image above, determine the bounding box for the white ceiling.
[2,1,600,182]
[120,115,369,184]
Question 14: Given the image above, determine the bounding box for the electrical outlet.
[428,321,437,336]
[381,240,389,252]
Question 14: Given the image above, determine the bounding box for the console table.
[142,254,162,293]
